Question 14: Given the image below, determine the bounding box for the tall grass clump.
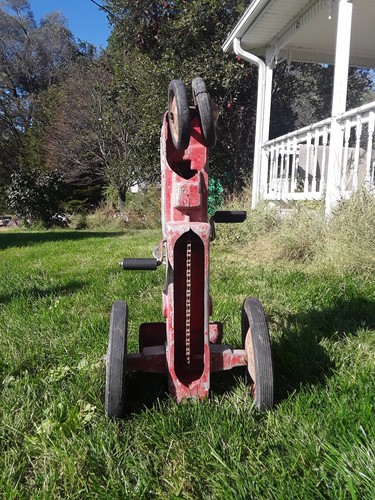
[250,206,325,263]
[70,187,161,231]
[319,190,375,275]
[217,189,375,272]
[121,187,161,229]
[216,192,282,246]
[216,189,325,265]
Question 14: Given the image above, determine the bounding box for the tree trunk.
[117,187,126,211]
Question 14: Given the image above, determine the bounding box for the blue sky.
[29,0,111,48]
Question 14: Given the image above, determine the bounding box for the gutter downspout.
[233,38,269,209]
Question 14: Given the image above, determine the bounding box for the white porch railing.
[261,100,375,202]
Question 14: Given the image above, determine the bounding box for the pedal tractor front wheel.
[192,77,216,148]
[168,79,191,150]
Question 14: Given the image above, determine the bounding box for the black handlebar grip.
[212,211,247,223]
[120,258,158,270]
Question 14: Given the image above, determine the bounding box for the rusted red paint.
[126,107,247,402]
[210,345,247,372]
[209,322,223,344]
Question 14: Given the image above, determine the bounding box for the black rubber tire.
[241,297,274,411]
[168,80,190,150]
[105,300,128,418]
[192,77,216,148]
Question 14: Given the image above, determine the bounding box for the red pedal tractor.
[105,78,274,417]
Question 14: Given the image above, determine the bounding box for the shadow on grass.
[0,280,88,306]
[272,296,375,403]
[0,231,125,250]
[123,370,245,417]
[124,372,169,414]
[197,296,375,407]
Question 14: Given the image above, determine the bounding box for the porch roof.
[223,0,375,67]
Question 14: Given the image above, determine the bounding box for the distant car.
[51,213,69,227]
[0,216,17,227]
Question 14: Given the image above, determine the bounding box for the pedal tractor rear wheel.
[241,297,274,411]
[105,300,128,418]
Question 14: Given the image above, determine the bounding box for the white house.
[223,0,375,215]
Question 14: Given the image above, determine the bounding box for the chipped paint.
[124,106,249,403]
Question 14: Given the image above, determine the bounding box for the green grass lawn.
[0,229,374,498]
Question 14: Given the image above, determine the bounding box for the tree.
[103,0,254,189]
[7,168,65,225]
[43,55,147,208]
[0,0,76,137]
[0,0,77,209]
[270,62,374,138]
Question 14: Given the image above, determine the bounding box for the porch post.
[325,0,353,217]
